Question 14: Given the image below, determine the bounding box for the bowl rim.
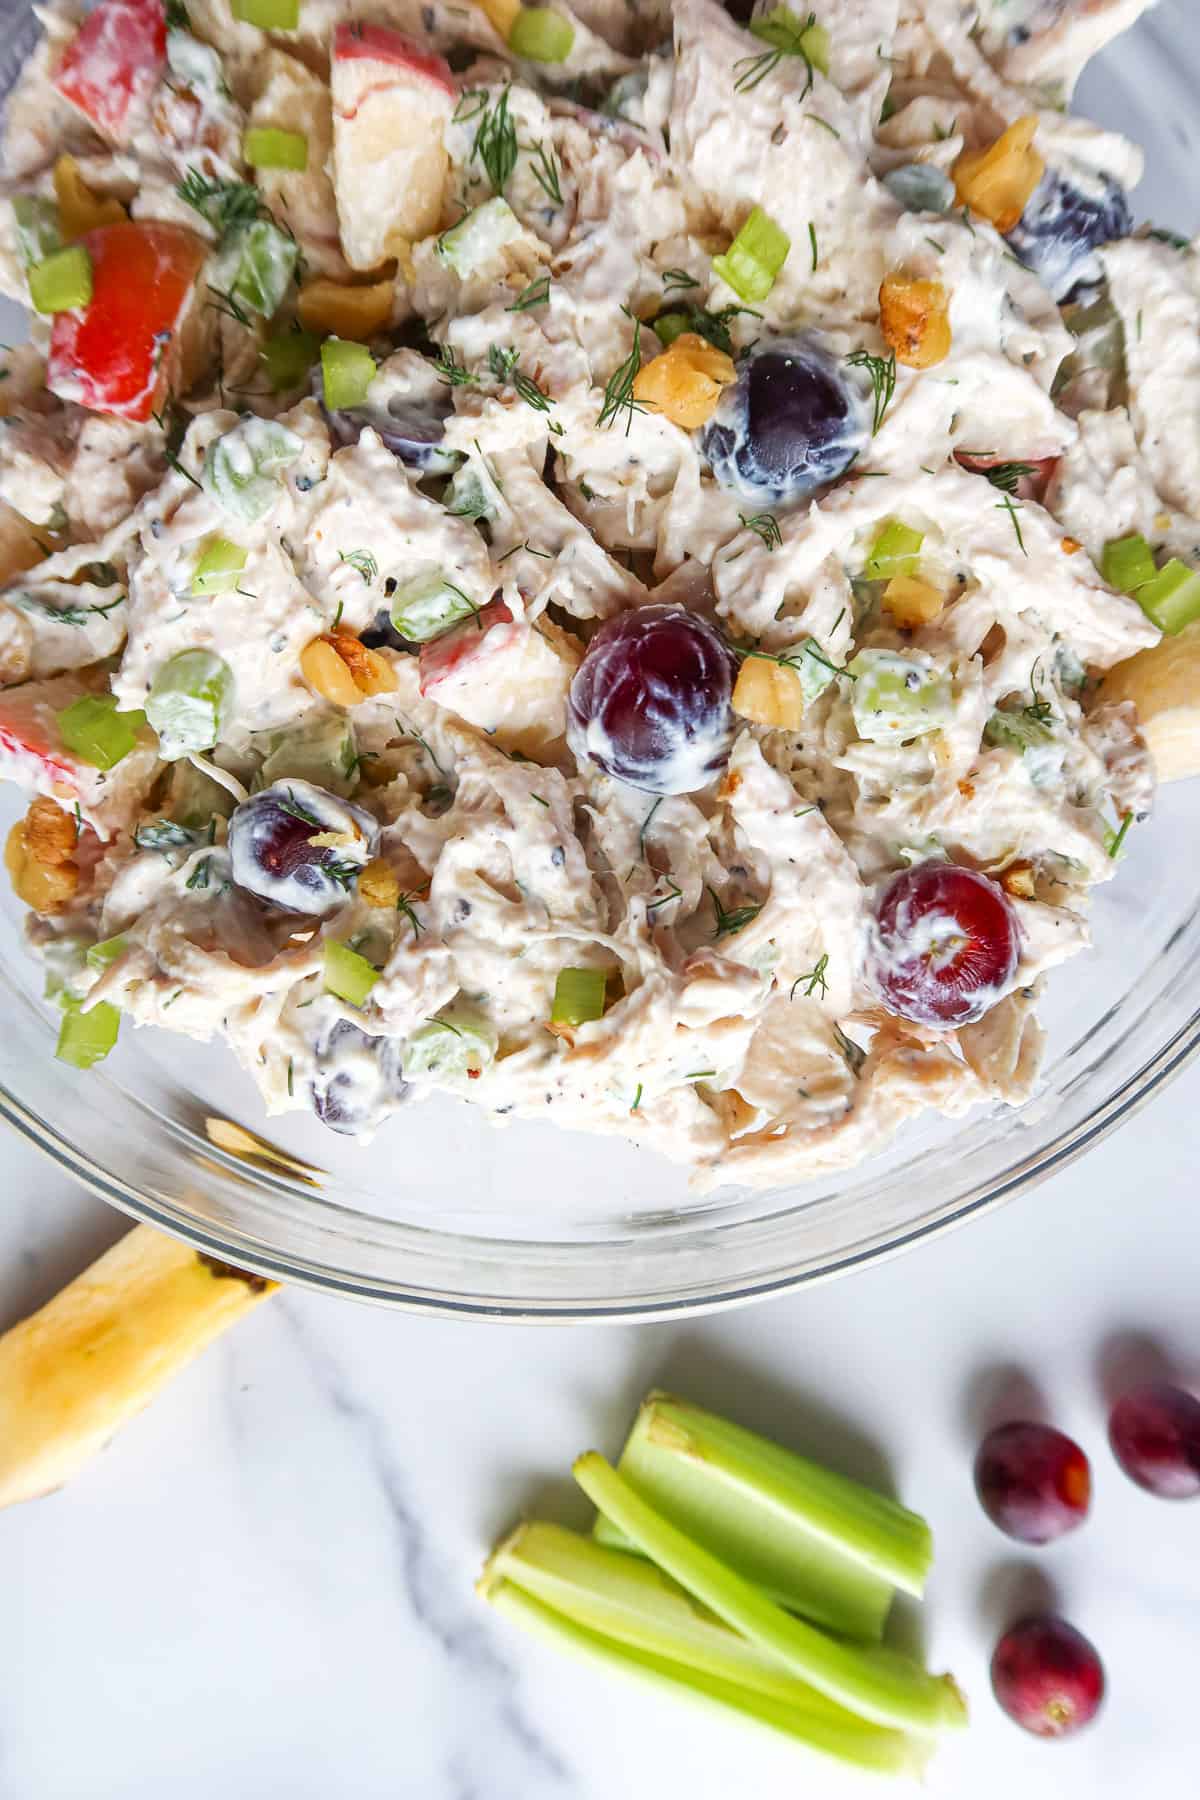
[4,1010,1198,1320]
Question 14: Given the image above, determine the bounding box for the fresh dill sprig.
[278,791,322,829]
[807,113,840,138]
[186,857,211,891]
[638,796,663,859]
[981,460,1039,495]
[473,87,519,195]
[525,139,562,205]
[338,549,378,585]
[396,892,423,936]
[662,268,700,291]
[845,348,897,435]
[708,884,763,940]
[507,275,551,312]
[833,1021,865,1076]
[206,284,253,330]
[177,169,262,239]
[646,878,683,918]
[790,951,829,1001]
[488,344,519,381]
[739,512,782,551]
[808,221,819,272]
[734,8,821,96]
[434,345,479,387]
[13,590,125,627]
[995,493,1027,555]
[597,308,646,434]
[1104,812,1134,859]
[164,447,203,492]
[452,89,489,127]
[1024,658,1054,727]
[659,302,760,357]
[630,1083,643,1113]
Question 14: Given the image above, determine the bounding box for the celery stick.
[575,1452,966,1736]
[482,1581,931,1779]
[593,1392,930,1637]
[488,1522,862,1715]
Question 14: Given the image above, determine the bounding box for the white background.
[2,1061,1198,1798]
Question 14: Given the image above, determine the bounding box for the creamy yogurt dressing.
[0,0,1177,1188]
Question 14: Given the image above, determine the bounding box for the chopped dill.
[996,493,1027,554]
[434,345,478,387]
[845,348,897,434]
[526,139,562,205]
[507,275,551,312]
[734,8,821,96]
[597,308,646,433]
[708,884,762,940]
[662,267,700,291]
[338,549,378,585]
[739,512,782,551]
[176,169,262,238]
[790,951,829,1001]
[473,87,519,195]
[808,221,819,272]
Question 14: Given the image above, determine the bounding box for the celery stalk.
[487,1522,864,1715]
[575,1452,966,1736]
[593,1393,930,1636]
[482,1580,931,1779]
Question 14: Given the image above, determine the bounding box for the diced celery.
[227,218,298,318]
[592,1395,925,1637]
[42,936,88,1004]
[437,197,522,277]
[28,245,92,315]
[191,537,247,596]
[750,8,830,74]
[1132,558,1200,635]
[552,966,607,1026]
[1101,533,1156,595]
[55,998,120,1070]
[863,519,924,581]
[145,650,234,759]
[321,337,376,412]
[711,208,790,305]
[483,1583,931,1778]
[508,7,575,62]
[243,127,307,171]
[652,312,692,347]
[882,165,956,215]
[404,1006,497,1081]
[86,934,128,972]
[574,1452,966,1737]
[983,709,1052,754]
[791,639,842,706]
[487,1523,862,1714]
[258,714,359,798]
[323,940,379,1008]
[261,327,320,392]
[56,695,144,770]
[12,195,61,268]
[167,757,235,827]
[389,569,479,642]
[203,416,302,523]
[849,649,952,743]
[232,0,299,23]
[445,460,500,525]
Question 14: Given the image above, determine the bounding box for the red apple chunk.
[52,0,167,147]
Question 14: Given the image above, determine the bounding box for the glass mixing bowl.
[1,0,1197,1317]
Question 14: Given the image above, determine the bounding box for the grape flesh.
[1005,167,1132,302]
[228,780,378,915]
[975,1422,1092,1543]
[702,333,872,506]
[991,1617,1105,1738]
[568,604,736,795]
[1109,1382,1200,1498]
[310,1017,409,1136]
[869,863,1020,1027]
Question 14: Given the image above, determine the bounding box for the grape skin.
[702,333,872,507]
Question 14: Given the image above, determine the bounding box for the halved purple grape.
[310,1017,409,1136]
[360,607,419,654]
[316,350,457,473]
[568,604,736,795]
[228,780,378,915]
[1005,166,1132,302]
[702,333,872,506]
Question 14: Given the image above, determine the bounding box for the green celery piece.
[591,1394,918,1639]
[575,1452,965,1738]
[86,935,128,972]
[29,245,92,314]
[389,569,479,642]
[232,0,299,23]
[1134,558,1200,634]
[750,8,831,74]
[324,940,378,1008]
[258,713,358,798]
[56,998,119,1069]
[404,1007,496,1080]
[488,1522,866,1714]
[321,337,376,412]
[243,127,307,171]
[57,695,144,770]
[652,312,692,347]
[191,537,247,596]
[1101,533,1156,595]
[145,650,233,759]
[551,966,606,1025]
[508,6,574,62]
[864,519,924,581]
[849,649,952,744]
[482,1582,931,1778]
[712,207,789,304]
[231,218,297,318]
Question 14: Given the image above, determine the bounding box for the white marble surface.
[2,1067,1199,1799]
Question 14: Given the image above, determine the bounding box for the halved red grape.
[975,1422,1091,1543]
[568,604,736,795]
[702,333,872,506]
[1109,1382,1200,1499]
[869,862,1020,1027]
[310,1018,409,1136]
[991,1616,1104,1738]
[228,780,378,915]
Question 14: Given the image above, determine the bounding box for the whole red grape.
[869,862,1020,1027]
[568,604,736,795]
[1109,1382,1200,1498]
[974,1421,1091,1543]
[991,1616,1104,1738]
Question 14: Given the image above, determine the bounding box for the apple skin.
[52,0,167,146]
[332,21,457,96]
